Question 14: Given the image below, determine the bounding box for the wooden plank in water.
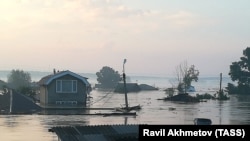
[38,112,137,116]
[43,107,115,110]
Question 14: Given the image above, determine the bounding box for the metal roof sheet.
[50,124,139,141]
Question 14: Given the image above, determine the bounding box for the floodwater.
[1,89,250,141]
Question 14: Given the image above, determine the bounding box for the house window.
[56,101,77,105]
[56,80,77,93]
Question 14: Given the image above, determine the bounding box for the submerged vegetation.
[95,66,122,89]
[196,93,215,100]
[227,47,250,95]
[163,72,230,102]
[175,61,199,93]
[162,90,230,102]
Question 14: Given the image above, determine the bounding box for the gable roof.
[38,70,90,86]
[12,90,42,114]
[114,83,141,93]
[0,89,42,114]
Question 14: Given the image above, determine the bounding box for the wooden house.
[37,70,91,108]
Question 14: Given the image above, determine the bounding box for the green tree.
[227,47,250,94]
[183,65,199,87]
[7,69,35,97]
[96,66,122,89]
[175,61,199,93]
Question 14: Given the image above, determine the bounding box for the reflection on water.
[1,90,250,141]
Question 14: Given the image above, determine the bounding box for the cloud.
[164,11,198,28]
[1,0,212,39]
[0,0,220,58]
[0,0,230,75]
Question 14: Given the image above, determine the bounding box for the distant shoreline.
[0,70,233,90]
[0,70,231,78]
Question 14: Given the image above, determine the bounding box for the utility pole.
[219,73,222,99]
[123,59,128,110]
[9,89,12,114]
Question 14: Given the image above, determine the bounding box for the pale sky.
[0,0,249,77]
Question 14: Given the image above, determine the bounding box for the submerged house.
[37,70,91,108]
[114,83,141,93]
[0,89,42,114]
[114,83,158,93]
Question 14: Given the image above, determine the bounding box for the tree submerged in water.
[175,61,199,93]
[227,47,250,95]
[96,66,122,89]
[215,90,230,100]
[7,69,36,98]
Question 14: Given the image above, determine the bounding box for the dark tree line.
[227,47,250,94]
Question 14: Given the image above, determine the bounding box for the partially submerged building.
[114,83,158,93]
[37,70,91,108]
[114,83,141,93]
[0,89,42,114]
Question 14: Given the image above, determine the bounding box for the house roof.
[49,124,139,141]
[38,70,90,86]
[0,89,42,114]
[139,84,159,90]
[11,89,42,114]
[114,83,141,93]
